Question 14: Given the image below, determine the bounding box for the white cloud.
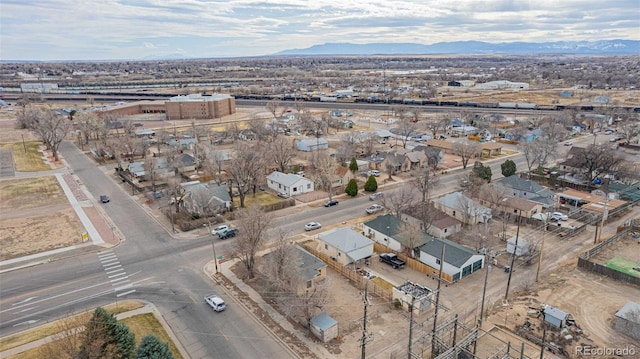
[0,0,637,60]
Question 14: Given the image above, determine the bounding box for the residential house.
[296,138,329,152]
[263,245,327,295]
[478,185,543,219]
[396,148,427,170]
[493,175,555,208]
[127,161,146,179]
[363,214,404,251]
[181,181,231,215]
[174,153,197,173]
[433,192,492,225]
[266,171,314,196]
[413,145,444,169]
[364,152,387,170]
[332,166,355,188]
[318,228,374,266]
[558,189,626,215]
[167,137,198,151]
[418,237,485,282]
[381,152,411,173]
[571,120,587,134]
[238,129,257,141]
[401,206,462,238]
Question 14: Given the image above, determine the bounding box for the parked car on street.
[551,212,568,221]
[604,129,614,135]
[563,141,573,146]
[324,199,339,207]
[365,204,384,214]
[211,224,229,236]
[204,294,226,312]
[369,192,383,201]
[304,222,322,231]
[379,253,406,269]
[100,195,110,203]
[217,228,237,239]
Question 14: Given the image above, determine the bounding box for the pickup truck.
[217,227,237,240]
[204,294,226,312]
[379,253,406,269]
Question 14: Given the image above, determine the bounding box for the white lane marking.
[12,296,38,306]
[16,306,37,313]
[106,268,124,275]
[114,283,133,291]
[116,289,136,298]
[98,252,116,259]
[13,319,39,327]
[103,264,122,271]
[100,258,119,264]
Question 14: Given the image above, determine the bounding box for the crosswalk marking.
[98,251,136,298]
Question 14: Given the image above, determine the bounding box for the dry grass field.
[0,177,67,211]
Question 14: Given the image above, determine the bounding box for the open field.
[606,256,640,278]
[0,176,67,211]
[0,142,51,172]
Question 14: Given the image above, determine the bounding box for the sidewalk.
[205,259,334,359]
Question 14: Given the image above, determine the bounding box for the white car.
[365,204,384,214]
[304,222,322,231]
[211,225,229,236]
[367,170,381,177]
[551,212,568,221]
[369,192,383,201]
[204,294,226,312]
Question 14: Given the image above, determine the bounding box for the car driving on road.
[211,225,229,236]
[100,195,110,203]
[304,222,322,231]
[324,199,339,207]
[369,192,383,201]
[365,204,384,214]
[204,294,226,312]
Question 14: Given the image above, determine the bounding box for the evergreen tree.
[472,162,492,183]
[345,178,358,196]
[364,175,378,192]
[136,335,175,359]
[79,307,135,359]
[501,159,517,177]
[348,157,358,175]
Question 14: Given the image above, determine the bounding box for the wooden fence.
[373,243,454,283]
[302,245,393,302]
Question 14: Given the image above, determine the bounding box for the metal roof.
[320,228,373,262]
[615,301,640,323]
[311,312,337,330]
[418,237,478,268]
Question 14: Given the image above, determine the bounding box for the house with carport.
[418,236,484,282]
[317,228,374,267]
[266,171,314,196]
[493,175,555,208]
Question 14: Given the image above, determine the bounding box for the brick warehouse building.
[99,93,236,120]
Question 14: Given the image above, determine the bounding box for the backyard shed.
[543,306,571,328]
[310,312,338,342]
[506,236,530,256]
[615,301,640,340]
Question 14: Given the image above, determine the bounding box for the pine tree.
[501,159,516,177]
[345,178,358,196]
[79,307,135,359]
[136,335,175,359]
[364,175,378,192]
[348,157,358,175]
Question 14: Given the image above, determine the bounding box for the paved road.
[0,147,15,177]
[0,141,294,359]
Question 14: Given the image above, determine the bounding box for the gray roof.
[320,228,373,262]
[615,301,640,323]
[267,171,310,187]
[434,192,491,216]
[310,312,337,330]
[296,246,327,281]
[298,138,328,146]
[496,176,553,197]
[544,306,569,320]
[418,237,479,268]
[363,214,403,236]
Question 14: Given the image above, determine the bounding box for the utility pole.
[360,280,369,359]
[505,210,521,302]
[407,295,416,359]
[473,258,491,355]
[207,221,219,274]
[431,245,445,358]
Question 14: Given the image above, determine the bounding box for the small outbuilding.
[506,236,530,256]
[615,301,640,340]
[297,138,329,152]
[310,312,338,342]
[543,305,572,328]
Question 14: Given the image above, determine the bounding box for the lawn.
[121,313,184,359]
[0,176,66,211]
[0,141,51,172]
[237,191,284,207]
[605,256,640,278]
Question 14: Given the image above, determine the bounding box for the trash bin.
[504,265,511,273]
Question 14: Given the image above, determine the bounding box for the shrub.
[345,179,358,196]
[364,175,378,192]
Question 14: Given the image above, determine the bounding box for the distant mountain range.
[274,40,640,56]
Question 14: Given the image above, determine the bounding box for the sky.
[1,0,639,61]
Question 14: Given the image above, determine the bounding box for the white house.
[433,192,492,225]
[418,237,484,282]
[362,214,404,252]
[266,171,314,196]
[297,138,329,152]
[318,228,374,266]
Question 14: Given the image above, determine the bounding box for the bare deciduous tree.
[232,205,273,279]
[395,117,418,149]
[452,140,481,169]
[268,135,296,172]
[310,151,338,201]
[411,166,439,203]
[20,107,72,161]
[572,144,626,185]
[381,186,416,218]
[262,231,300,291]
[287,279,329,328]
[618,121,640,144]
[518,141,542,176]
[226,142,263,207]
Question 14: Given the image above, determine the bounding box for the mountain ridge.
[274,40,640,56]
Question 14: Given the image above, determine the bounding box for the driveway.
[0,147,15,177]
